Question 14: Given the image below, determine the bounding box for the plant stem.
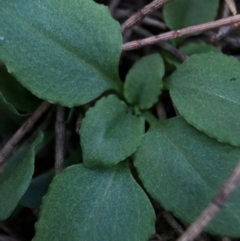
[123,14,240,51]
[121,0,173,33]
[0,101,51,164]
[176,160,240,241]
[55,105,65,175]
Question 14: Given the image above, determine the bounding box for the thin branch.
[109,0,121,13]
[0,101,51,164]
[134,26,188,61]
[156,101,167,120]
[121,0,173,33]
[55,105,65,175]
[177,160,240,241]
[123,14,240,51]
[163,211,184,235]
[225,0,237,15]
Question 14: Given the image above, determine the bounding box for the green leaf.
[163,0,219,29]
[0,92,26,136]
[20,170,54,209]
[180,42,219,56]
[20,150,81,209]
[167,53,240,146]
[124,54,165,110]
[0,132,43,220]
[134,116,240,237]
[0,0,122,107]
[33,162,155,241]
[80,95,144,167]
[164,42,219,67]
[0,68,41,113]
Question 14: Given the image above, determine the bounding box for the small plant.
[0,0,240,240]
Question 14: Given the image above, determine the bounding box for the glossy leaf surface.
[167,53,240,146]
[80,95,144,167]
[163,0,219,29]
[134,117,240,236]
[0,133,43,220]
[33,162,155,241]
[124,54,164,110]
[0,0,122,107]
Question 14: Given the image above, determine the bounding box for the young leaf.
[0,68,41,113]
[134,117,240,237]
[124,54,165,110]
[80,95,144,167]
[163,0,219,29]
[0,132,43,220]
[167,53,240,147]
[0,0,122,107]
[33,162,155,241]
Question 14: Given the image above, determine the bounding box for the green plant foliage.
[180,42,219,55]
[134,116,240,237]
[0,132,43,220]
[20,170,54,209]
[0,68,41,113]
[124,54,165,109]
[163,0,219,29]
[80,95,144,167]
[0,92,26,136]
[0,0,122,107]
[164,42,219,67]
[20,149,81,209]
[33,162,155,241]
[167,53,240,147]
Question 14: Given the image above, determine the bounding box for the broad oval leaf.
[163,0,219,29]
[0,0,122,107]
[167,53,240,146]
[80,95,144,167]
[33,162,155,241]
[0,132,43,220]
[134,116,240,237]
[124,54,165,110]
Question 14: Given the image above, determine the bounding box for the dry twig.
[177,160,240,241]
[109,0,121,13]
[134,26,188,61]
[55,105,65,175]
[0,101,51,164]
[123,14,240,51]
[121,0,172,33]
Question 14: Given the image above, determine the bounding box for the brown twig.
[55,105,65,175]
[109,0,121,13]
[163,211,184,235]
[177,160,240,241]
[0,101,51,164]
[156,101,167,120]
[121,0,173,33]
[134,26,188,61]
[123,14,240,51]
